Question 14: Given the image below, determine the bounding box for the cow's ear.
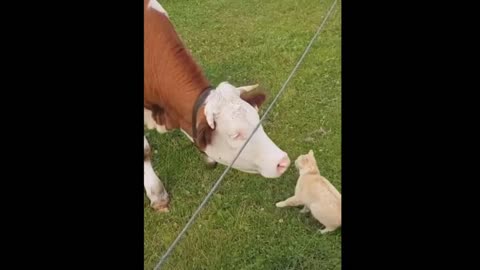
[240,89,266,111]
[196,113,215,150]
[237,84,259,93]
[204,94,219,129]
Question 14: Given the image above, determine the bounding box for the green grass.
[144,0,341,269]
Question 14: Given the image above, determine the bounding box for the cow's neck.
[158,61,209,136]
[144,8,211,138]
[147,66,210,138]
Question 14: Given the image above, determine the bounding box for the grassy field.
[144,0,341,269]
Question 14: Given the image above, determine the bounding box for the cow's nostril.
[276,155,290,175]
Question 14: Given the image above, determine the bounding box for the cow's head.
[196,82,290,178]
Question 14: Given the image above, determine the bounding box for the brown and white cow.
[144,0,291,212]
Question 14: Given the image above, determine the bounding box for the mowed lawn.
[144,0,341,269]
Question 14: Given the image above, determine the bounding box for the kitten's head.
[294,150,319,173]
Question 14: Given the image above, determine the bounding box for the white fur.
[148,0,168,17]
[143,81,290,184]
[144,136,169,210]
[144,159,166,204]
[203,82,290,178]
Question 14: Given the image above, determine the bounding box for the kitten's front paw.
[275,201,286,208]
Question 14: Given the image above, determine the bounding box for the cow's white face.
[202,82,290,178]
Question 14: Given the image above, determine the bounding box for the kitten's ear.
[308,149,314,157]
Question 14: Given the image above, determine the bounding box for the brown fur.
[144,145,151,161]
[144,0,210,143]
[195,110,215,150]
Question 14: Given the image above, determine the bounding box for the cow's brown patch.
[144,144,152,161]
[195,110,215,150]
[144,2,210,140]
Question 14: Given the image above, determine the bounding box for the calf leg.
[144,136,169,212]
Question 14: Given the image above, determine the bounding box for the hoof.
[202,155,217,169]
[205,160,217,169]
[151,199,169,213]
